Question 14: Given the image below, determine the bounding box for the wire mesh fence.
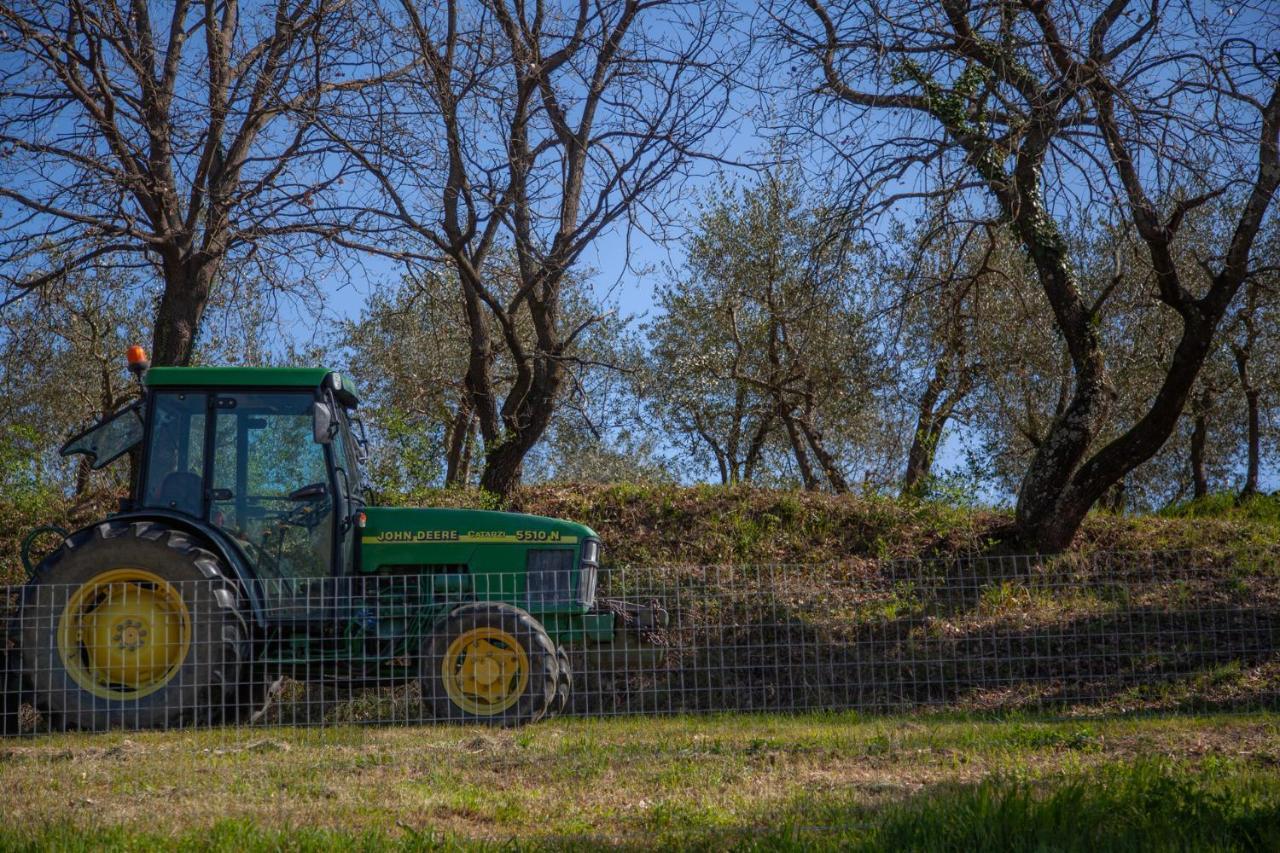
[3,549,1278,735]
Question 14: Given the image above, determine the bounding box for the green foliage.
[912,468,990,510]
[336,271,468,495]
[1162,493,1280,527]
[0,423,57,514]
[641,160,890,489]
[339,265,644,495]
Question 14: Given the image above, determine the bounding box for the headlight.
[582,539,599,564]
[578,562,598,607]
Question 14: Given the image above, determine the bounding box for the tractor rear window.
[60,402,144,470]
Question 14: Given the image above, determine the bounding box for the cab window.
[60,401,145,471]
[207,392,334,583]
[141,393,207,517]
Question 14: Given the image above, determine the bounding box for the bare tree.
[776,0,1280,549]
[329,0,736,495]
[0,0,384,364]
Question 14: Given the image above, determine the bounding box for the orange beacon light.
[126,345,150,374]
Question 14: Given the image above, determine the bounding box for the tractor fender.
[429,600,494,631]
[20,525,69,578]
[48,511,270,629]
[423,600,540,643]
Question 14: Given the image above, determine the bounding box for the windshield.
[60,402,144,470]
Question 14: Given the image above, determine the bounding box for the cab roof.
[145,367,359,404]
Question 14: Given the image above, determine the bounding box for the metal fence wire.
[2,550,1278,735]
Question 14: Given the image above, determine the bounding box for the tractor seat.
[154,471,202,516]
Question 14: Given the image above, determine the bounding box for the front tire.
[19,521,248,731]
[421,603,557,726]
[550,644,572,717]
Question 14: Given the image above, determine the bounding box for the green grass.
[4,760,1279,851]
[1161,493,1280,528]
[2,712,1278,850]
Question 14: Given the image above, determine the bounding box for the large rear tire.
[421,602,557,727]
[19,521,248,731]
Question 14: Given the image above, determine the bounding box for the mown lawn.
[1,711,1278,850]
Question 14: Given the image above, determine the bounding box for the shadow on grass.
[4,550,1278,733]
[198,556,1280,725]
[570,553,1280,718]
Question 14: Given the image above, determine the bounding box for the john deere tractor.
[1,350,663,733]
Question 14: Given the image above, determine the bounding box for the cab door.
[330,409,361,579]
[206,392,336,622]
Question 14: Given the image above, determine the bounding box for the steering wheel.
[276,482,331,530]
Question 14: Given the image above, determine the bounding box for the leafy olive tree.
[644,167,886,491]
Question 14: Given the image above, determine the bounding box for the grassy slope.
[6,484,1278,584]
[384,484,1280,567]
[2,712,1278,850]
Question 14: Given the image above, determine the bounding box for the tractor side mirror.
[312,400,336,445]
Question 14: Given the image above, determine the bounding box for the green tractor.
[2,351,664,733]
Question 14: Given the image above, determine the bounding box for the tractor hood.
[360,506,598,548]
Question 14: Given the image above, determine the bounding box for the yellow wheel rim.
[58,569,191,700]
[441,625,529,716]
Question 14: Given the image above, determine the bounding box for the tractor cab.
[61,365,368,614]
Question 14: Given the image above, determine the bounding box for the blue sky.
[3,0,1274,501]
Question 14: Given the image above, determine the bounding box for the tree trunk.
[903,372,949,496]
[905,356,975,497]
[1008,231,1116,549]
[903,430,936,496]
[779,407,818,490]
[478,375,561,496]
[725,387,747,484]
[797,415,849,493]
[74,457,92,497]
[459,416,476,485]
[472,364,563,497]
[1100,480,1126,513]
[1241,388,1260,501]
[1189,410,1209,500]
[1020,308,1223,551]
[444,398,474,487]
[1232,341,1260,501]
[151,256,217,366]
[478,434,529,496]
[742,413,773,483]
[691,418,731,485]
